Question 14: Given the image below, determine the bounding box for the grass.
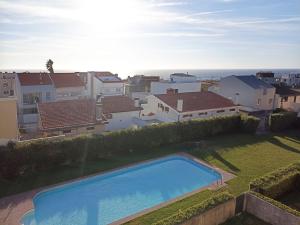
[1,131,300,224]
[221,212,271,225]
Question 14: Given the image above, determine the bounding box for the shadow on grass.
[269,137,300,154]
[209,151,240,173]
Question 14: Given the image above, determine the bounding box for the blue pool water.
[21,155,221,225]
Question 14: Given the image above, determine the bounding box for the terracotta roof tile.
[155,91,236,112]
[102,95,142,114]
[18,73,52,86]
[50,73,84,88]
[38,99,100,130]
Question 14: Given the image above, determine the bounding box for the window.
[268,98,273,104]
[198,112,208,116]
[282,96,288,102]
[9,90,14,96]
[294,96,297,103]
[23,108,37,114]
[23,93,42,105]
[174,89,178,93]
[229,108,236,112]
[46,92,51,101]
[63,129,72,134]
[257,98,261,105]
[86,127,95,131]
[3,90,9,95]
[217,110,225,113]
[263,89,267,95]
[183,114,192,118]
[165,107,169,113]
[3,82,8,88]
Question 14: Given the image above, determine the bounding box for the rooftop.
[170,73,196,78]
[274,85,300,96]
[50,73,84,88]
[94,71,123,83]
[102,95,142,114]
[155,91,236,112]
[38,99,101,130]
[235,75,274,89]
[18,73,52,86]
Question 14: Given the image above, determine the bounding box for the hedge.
[0,115,259,180]
[152,192,234,225]
[269,111,298,132]
[249,191,300,217]
[250,162,300,199]
[240,115,260,134]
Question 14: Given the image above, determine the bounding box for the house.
[37,99,106,136]
[150,74,201,95]
[0,72,16,98]
[0,97,19,145]
[50,73,87,101]
[273,85,300,112]
[141,90,239,123]
[256,71,279,85]
[281,73,300,87]
[87,71,124,98]
[100,95,142,131]
[16,72,55,131]
[218,75,276,112]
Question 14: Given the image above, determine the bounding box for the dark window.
[183,114,193,118]
[165,107,169,112]
[294,96,297,103]
[23,108,37,114]
[229,108,236,112]
[217,110,225,113]
[86,127,95,130]
[9,90,14,96]
[283,96,288,102]
[63,129,72,134]
[198,112,208,116]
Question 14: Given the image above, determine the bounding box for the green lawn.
[221,212,271,225]
[1,131,300,225]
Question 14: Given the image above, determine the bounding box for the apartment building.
[0,72,16,98]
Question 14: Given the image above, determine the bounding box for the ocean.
[131,68,300,80]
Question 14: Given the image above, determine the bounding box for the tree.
[46,59,54,73]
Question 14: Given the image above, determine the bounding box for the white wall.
[105,111,140,131]
[93,78,124,98]
[219,76,275,111]
[55,86,86,101]
[275,94,300,112]
[150,81,201,95]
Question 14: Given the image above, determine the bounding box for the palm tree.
[46,59,54,73]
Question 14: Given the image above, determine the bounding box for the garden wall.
[244,193,300,225]
[181,198,235,225]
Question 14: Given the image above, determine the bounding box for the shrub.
[250,162,300,198]
[249,191,300,217]
[0,115,241,179]
[240,115,260,134]
[152,192,234,225]
[268,112,297,132]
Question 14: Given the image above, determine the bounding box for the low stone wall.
[181,198,236,225]
[245,193,300,225]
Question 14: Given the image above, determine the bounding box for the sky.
[0,0,300,74]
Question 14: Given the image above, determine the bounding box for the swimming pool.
[21,155,222,225]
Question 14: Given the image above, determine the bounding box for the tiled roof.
[38,99,101,130]
[102,95,142,114]
[93,71,123,83]
[18,73,52,86]
[155,91,236,112]
[50,73,84,88]
[235,75,274,89]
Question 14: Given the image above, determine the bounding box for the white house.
[87,71,124,98]
[150,80,201,95]
[16,72,55,131]
[274,85,300,112]
[217,75,276,112]
[281,73,300,87]
[141,90,239,123]
[50,73,87,101]
[100,95,142,131]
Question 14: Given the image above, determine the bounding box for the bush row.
[0,115,258,180]
[152,192,234,225]
[240,115,260,134]
[249,191,300,217]
[249,162,300,199]
[269,111,298,132]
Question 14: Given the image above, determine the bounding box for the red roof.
[38,99,102,130]
[155,91,236,112]
[50,73,84,88]
[18,73,52,86]
[102,95,142,114]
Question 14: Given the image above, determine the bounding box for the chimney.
[96,94,103,121]
[134,98,139,107]
[177,99,183,112]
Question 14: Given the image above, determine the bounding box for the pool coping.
[0,152,235,225]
